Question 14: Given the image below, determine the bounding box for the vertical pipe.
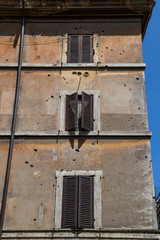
[0,17,25,240]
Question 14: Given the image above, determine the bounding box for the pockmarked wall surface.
[0,18,158,236]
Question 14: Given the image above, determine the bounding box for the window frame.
[59,91,100,135]
[55,170,102,230]
[67,35,93,64]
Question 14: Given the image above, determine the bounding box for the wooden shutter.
[62,176,78,228]
[68,35,79,63]
[78,176,94,229]
[81,35,93,63]
[65,92,78,131]
[81,92,93,131]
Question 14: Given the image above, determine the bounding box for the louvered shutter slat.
[82,35,93,63]
[62,176,78,228]
[65,92,78,131]
[78,176,94,229]
[68,36,79,63]
[81,92,93,131]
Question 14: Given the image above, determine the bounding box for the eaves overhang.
[0,0,156,39]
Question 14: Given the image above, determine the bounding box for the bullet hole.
[33,219,36,221]
[124,84,126,86]
[107,189,109,191]
[128,120,130,122]
[131,117,133,120]
[96,43,99,47]
[73,159,75,161]
[129,100,131,102]
[75,27,77,30]
[77,72,82,75]
[53,185,55,187]
[51,96,54,98]
[112,219,115,222]
[63,77,66,80]
[145,156,148,158]
[123,50,125,52]
[136,77,139,80]
[131,125,134,127]
[6,59,8,61]
[41,203,43,206]
[61,169,63,172]
[120,53,122,55]
[75,149,79,152]
[138,107,141,110]
[103,177,105,179]
[55,176,57,179]
[142,122,144,125]
[92,143,94,145]
[106,47,108,49]
[25,161,29,164]
[37,122,39,124]
[66,82,68,84]
[40,184,43,186]
[72,72,76,75]
[101,55,103,57]
[30,165,34,167]
[48,74,50,77]
[84,72,89,77]
[102,30,104,33]
[34,149,38,152]
[129,88,131,90]
[46,99,48,102]
[111,49,113,51]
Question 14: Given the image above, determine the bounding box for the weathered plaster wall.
[0,139,156,230]
[0,21,142,64]
[0,18,157,234]
[0,69,148,133]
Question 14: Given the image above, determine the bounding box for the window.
[65,92,93,131]
[55,170,102,229]
[59,91,100,133]
[68,35,93,63]
[62,176,94,229]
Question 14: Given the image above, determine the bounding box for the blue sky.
[143,0,160,188]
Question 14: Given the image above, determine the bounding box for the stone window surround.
[62,34,99,65]
[59,91,100,134]
[55,170,103,230]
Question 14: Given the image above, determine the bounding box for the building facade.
[0,0,159,239]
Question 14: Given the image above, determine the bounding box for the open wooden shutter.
[78,176,94,229]
[68,35,79,63]
[81,35,93,63]
[62,176,78,228]
[65,92,78,131]
[81,92,93,131]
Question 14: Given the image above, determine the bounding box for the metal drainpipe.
[0,17,25,240]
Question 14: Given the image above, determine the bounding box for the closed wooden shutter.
[82,35,93,63]
[68,35,79,63]
[62,176,78,228]
[81,92,93,131]
[65,92,78,131]
[68,35,93,63]
[78,176,94,229]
